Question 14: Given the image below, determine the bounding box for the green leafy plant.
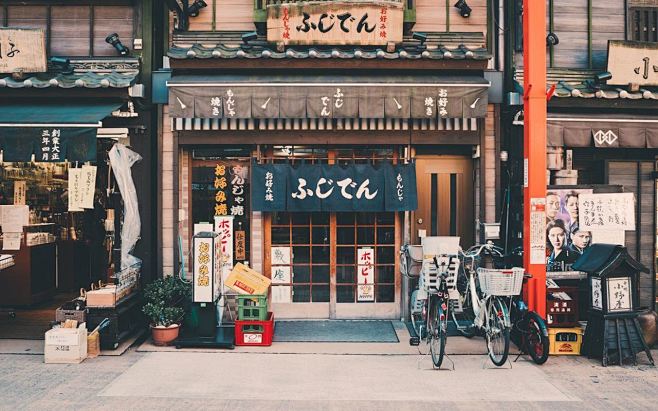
[142,276,192,327]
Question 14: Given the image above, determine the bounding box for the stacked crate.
[547,286,582,355]
[234,294,274,346]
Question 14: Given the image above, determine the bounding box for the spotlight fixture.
[49,56,73,74]
[105,33,130,56]
[187,0,207,17]
[412,32,428,46]
[546,32,559,46]
[454,0,472,18]
[242,31,258,49]
[595,71,612,83]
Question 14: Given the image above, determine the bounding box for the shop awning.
[167,75,490,120]
[548,114,658,148]
[0,101,124,162]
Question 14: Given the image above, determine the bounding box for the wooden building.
[157,0,504,319]
[503,0,658,308]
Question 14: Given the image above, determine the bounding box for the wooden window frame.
[628,3,658,42]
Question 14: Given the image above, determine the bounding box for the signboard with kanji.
[267,2,403,46]
[578,193,635,231]
[607,40,658,86]
[0,28,47,74]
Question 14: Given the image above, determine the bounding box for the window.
[630,6,658,42]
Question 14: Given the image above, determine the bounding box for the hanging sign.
[252,163,417,212]
[79,165,97,209]
[357,248,375,285]
[267,2,403,46]
[578,193,635,231]
[13,181,26,205]
[0,28,47,74]
[529,198,546,265]
[235,230,246,261]
[214,216,234,286]
[68,168,83,212]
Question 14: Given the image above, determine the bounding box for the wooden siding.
[517,0,625,70]
[415,0,488,34]
[3,5,134,57]
[608,161,657,309]
[188,0,254,31]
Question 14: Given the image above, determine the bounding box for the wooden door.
[413,156,474,247]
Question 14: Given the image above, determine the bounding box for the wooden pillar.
[523,0,547,318]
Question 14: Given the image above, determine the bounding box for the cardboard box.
[44,322,88,364]
[225,263,271,295]
[86,285,117,307]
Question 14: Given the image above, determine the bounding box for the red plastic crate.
[234,312,274,346]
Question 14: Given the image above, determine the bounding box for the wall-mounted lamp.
[454,0,472,18]
[187,0,207,17]
[412,32,428,48]
[241,31,258,49]
[546,32,559,47]
[49,56,73,75]
[596,71,612,83]
[105,33,130,56]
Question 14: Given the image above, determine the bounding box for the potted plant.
[142,276,191,346]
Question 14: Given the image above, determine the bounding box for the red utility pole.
[523,0,547,318]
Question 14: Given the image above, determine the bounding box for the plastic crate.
[237,294,268,321]
[234,312,274,346]
[548,327,583,355]
[547,286,579,327]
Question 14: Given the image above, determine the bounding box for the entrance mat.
[273,320,399,343]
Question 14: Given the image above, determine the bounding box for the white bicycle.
[452,243,524,366]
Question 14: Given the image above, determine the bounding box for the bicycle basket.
[476,267,524,296]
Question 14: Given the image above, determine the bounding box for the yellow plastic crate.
[548,327,583,356]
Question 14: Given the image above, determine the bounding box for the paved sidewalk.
[0,344,656,410]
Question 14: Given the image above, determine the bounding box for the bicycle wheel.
[429,298,447,368]
[524,311,549,365]
[485,297,510,367]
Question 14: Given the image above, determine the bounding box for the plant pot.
[150,324,180,346]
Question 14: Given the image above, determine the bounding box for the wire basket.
[477,267,524,296]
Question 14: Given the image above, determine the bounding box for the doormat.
[273,320,399,343]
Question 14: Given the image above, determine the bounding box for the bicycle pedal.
[409,337,420,346]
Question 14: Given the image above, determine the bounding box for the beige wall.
[414,0,488,34]
[188,0,254,31]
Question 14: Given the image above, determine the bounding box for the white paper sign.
[271,266,291,284]
[13,181,26,205]
[68,168,83,212]
[607,277,632,312]
[357,248,375,285]
[529,198,546,264]
[0,205,29,233]
[357,284,375,302]
[2,232,21,250]
[271,285,291,303]
[591,230,625,246]
[591,277,602,310]
[271,246,292,265]
[214,216,234,288]
[579,193,635,231]
[79,165,97,209]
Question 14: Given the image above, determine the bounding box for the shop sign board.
[193,236,215,303]
[267,2,403,46]
[578,193,635,231]
[252,163,417,212]
[235,230,246,260]
[591,277,602,310]
[357,248,375,285]
[606,277,632,312]
[607,40,658,86]
[0,28,47,74]
[214,216,234,286]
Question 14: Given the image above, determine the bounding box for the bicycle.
[402,244,458,368]
[452,243,549,366]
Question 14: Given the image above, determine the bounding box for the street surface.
[0,342,656,410]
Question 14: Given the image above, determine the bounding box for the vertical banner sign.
[357,247,375,301]
[194,236,213,303]
[235,230,246,261]
[68,168,83,212]
[591,278,602,310]
[13,181,26,205]
[214,164,228,217]
[529,198,546,265]
[214,216,234,286]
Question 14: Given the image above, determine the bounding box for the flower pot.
[150,324,180,346]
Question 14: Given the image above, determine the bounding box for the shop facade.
[158,0,503,319]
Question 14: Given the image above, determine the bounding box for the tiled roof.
[0,71,138,89]
[168,30,491,61]
[515,68,658,100]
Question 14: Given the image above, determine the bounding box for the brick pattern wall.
[162,105,175,277]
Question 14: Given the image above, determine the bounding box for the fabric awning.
[548,114,658,148]
[0,101,124,162]
[167,75,490,120]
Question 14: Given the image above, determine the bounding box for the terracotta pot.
[150,324,180,346]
